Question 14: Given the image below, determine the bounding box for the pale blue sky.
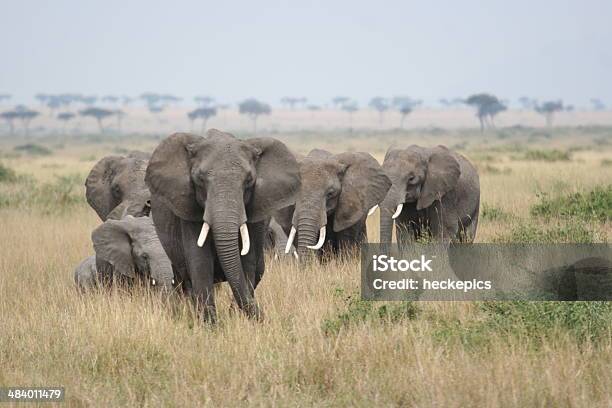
[1,0,610,106]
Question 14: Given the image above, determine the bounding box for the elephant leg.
[181,220,217,323]
[241,220,267,291]
[428,201,459,245]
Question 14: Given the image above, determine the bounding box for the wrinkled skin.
[75,215,174,290]
[277,149,391,259]
[145,130,300,322]
[85,151,151,220]
[264,217,296,259]
[380,145,480,245]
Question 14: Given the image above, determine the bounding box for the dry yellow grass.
[0,126,611,406]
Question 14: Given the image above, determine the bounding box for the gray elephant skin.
[85,151,152,220]
[278,149,391,258]
[380,145,480,244]
[144,130,300,322]
[74,215,174,290]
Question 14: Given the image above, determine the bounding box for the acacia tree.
[590,98,605,111]
[465,93,506,132]
[57,112,76,134]
[101,95,119,105]
[393,97,422,129]
[187,107,217,134]
[332,96,349,108]
[239,99,271,134]
[341,101,358,132]
[114,110,126,133]
[369,97,390,125]
[535,100,564,127]
[13,106,40,137]
[194,95,215,107]
[0,111,19,135]
[79,107,114,133]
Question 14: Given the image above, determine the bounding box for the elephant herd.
[74,129,480,322]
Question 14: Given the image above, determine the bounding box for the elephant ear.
[333,152,392,232]
[246,138,301,222]
[85,156,125,221]
[145,133,203,221]
[417,146,460,210]
[92,220,136,278]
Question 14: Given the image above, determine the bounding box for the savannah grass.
[0,126,611,406]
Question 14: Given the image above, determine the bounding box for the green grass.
[0,162,18,183]
[515,149,571,162]
[531,185,612,223]
[14,143,53,156]
[495,221,603,244]
[481,203,511,221]
[322,290,419,336]
[433,301,612,349]
[0,173,85,213]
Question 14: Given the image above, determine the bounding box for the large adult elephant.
[379,145,480,245]
[145,130,300,322]
[282,149,391,258]
[74,215,174,290]
[85,152,151,220]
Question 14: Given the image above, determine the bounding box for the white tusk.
[367,204,379,216]
[307,226,326,250]
[293,251,299,260]
[240,223,250,256]
[285,226,296,254]
[197,222,210,247]
[391,203,404,219]
[151,279,156,286]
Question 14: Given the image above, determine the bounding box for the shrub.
[0,163,17,183]
[494,222,602,244]
[13,144,52,156]
[481,204,510,221]
[601,159,612,167]
[530,186,612,223]
[322,291,419,335]
[515,149,571,162]
[433,301,612,348]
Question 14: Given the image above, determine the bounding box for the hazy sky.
[1,0,611,106]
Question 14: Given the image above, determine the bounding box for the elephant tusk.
[197,222,210,247]
[293,251,299,260]
[285,226,296,254]
[367,204,379,216]
[391,203,404,219]
[240,223,250,256]
[307,226,326,250]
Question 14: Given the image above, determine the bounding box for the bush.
[322,290,419,335]
[530,186,612,223]
[0,174,85,213]
[0,163,17,183]
[515,149,571,162]
[434,301,612,348]
[494,222,602,244]
[481,204,511,221]
[13,144,53,156]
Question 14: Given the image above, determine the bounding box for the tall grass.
[0,128,611,406]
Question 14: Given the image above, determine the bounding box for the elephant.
[379,145,480,245]
[85,151,152,220]
[265,217,297,259]
[144,130,300,322]
[73,215,174,290]
[280,149,391,258]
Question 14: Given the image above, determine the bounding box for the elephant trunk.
[209,199,259,318]
[380,185,403,244]
[296,212,323,259]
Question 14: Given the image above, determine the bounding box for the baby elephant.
[74,215,174,290]
[380,145,480,244]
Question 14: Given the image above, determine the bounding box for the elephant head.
[379,145,460,243]
[145,130,300,312]
[284,149,391,256]
[85,152,151,221]
[92,215,174,289]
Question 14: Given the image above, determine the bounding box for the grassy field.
[0,125,611,406]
